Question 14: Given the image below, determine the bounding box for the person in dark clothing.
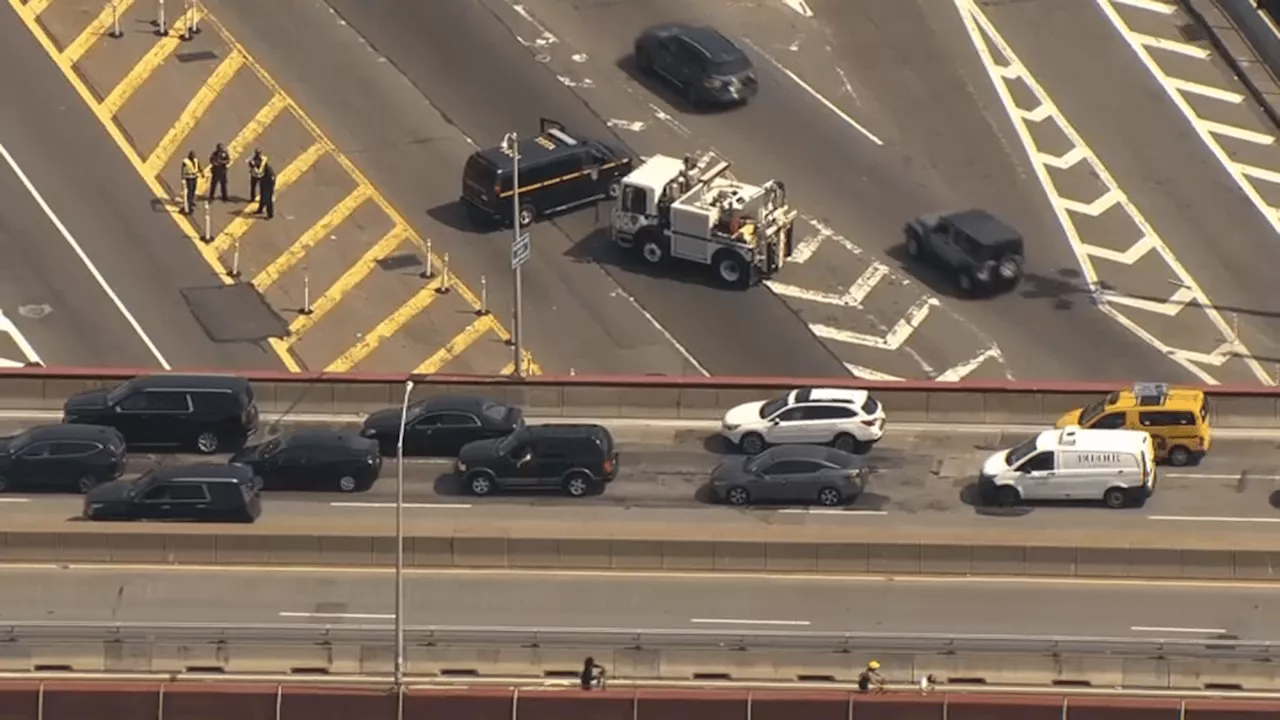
[580,656,605,690]
[256,162,276,219]
[208,143,230,202]
[247,148,267,202]
[180,150,201,215]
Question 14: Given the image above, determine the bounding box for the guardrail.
[1179,0,1280,129]
[1,621,1270,659]
[5,366,1280,427]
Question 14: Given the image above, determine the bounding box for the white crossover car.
[720,388,887,455]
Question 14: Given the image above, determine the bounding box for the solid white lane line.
[279,611,393,620]
[777,509,888,516]
[1165,473,1280,480]
[1131,625,1226,634]
[329,502,472,509]
[691,618,811,626]
[0,498,30,503]
[741,39,883,146]
[0,139,171,370]
[1149,515,1280,523]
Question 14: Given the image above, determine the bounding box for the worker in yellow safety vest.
[247,149,268,203]
[180,151,201,215]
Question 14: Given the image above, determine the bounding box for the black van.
[62,373,259,454]
[461,119,634,228]
[454,424,618,497]
[83,463,263,523]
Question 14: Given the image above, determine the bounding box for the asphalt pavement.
[0,14,284,372]
[1,565,1277,639]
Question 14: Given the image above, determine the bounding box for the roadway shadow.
[701,434,734,455]
[958,482,1034,517]
[427,200,488,234]
[615,54,745,116]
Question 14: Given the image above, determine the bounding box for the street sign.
[511,232,531,269]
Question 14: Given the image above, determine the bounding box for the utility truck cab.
[610,152,797,288]
[978,425,1156,509]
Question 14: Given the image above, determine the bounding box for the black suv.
[903,209,1025,296]
[454,424,618,497]
[461,118,633,229]
[84,463,263,523]
[635,24,758,109]
[0,424,126,493]
[62,373,259,454]
[231,429,382,493]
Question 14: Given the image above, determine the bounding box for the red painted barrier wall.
[1,682,1278,720]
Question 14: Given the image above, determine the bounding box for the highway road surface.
[1,565,1278,640]
[0,13,283,372]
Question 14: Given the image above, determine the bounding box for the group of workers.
[179,145,276,220]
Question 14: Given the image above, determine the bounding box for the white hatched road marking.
[955,0,1271,385]
[0,310,41,368]
[1097,0,1280,248]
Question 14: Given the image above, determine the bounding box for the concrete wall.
[1,531,1276,579]
[5,367,1280,427]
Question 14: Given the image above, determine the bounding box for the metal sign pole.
[394,379,413,720]
[509,133,525,378]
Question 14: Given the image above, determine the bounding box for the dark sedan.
[230,429,381,493]
[709,445,865,507]
[361,395,524,457]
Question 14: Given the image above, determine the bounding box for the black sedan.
[230,429,381,493]
[708,445,865,507]
[634,23,758,109]
[361,395,524,457]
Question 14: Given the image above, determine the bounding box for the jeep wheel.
[635,45,653,73]
[997,256,1023,282]
[904,227,923,259]
[714,250,750,289]
[957,271,975,295]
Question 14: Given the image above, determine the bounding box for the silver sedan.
[708,445,865,507]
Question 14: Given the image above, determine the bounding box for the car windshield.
[257,437,283,457]
[105,380,135,405]
[759,395,789,419]
[495,430,524,455]
[743,449,781,473]
[1078,401,1106,425]
[710,55,751,75]
[128,471,155,498]
[7,430,34,454]
[481,402,509,424]
[1004,437,1039,467]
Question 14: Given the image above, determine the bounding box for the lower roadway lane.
[3,566,1278,640]
[0,14,283,372]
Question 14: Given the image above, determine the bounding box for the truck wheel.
[714,250,750,289]
[639,231,668,265]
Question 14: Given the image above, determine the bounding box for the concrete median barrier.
[5,366,1280,427]
[0,529,1277,580]
[0,681,1277,719]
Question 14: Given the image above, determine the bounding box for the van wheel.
[714,250,751,289]
[739,433,766,456]
[1167,445,1192,467]
[77,475,99,494]
[726,486,750,506]
[195,432,220,454]
[337,475,358,493]
[1103,487,1129,509]
[816,487,843,507]
[564,472,592,497]
[467,472,495,496]
[517,203,536,228]
[994,486,1020,507]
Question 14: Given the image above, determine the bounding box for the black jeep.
[903,209,1025,296]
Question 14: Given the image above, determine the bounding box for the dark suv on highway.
[0,424,127,493]
[63,373,259,454]
[84,463,263,523]
[903,209,1025,296]
[454,424,618,498]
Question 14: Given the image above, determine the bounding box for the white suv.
[720,388,886,455]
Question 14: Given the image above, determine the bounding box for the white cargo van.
[978,425,1156,508]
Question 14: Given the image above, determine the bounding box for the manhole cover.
[17,304,51,319]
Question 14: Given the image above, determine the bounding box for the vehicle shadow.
[432,472,607,498]
[957,481,1034,517]
[564,225,762,291]
[427,201,489,234]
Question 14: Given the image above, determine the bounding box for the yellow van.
[1055,382,1210,467]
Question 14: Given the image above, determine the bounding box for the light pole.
[394,379,413,720]
[501,132,526,378]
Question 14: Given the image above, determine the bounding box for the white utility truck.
[609,152,797,288]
